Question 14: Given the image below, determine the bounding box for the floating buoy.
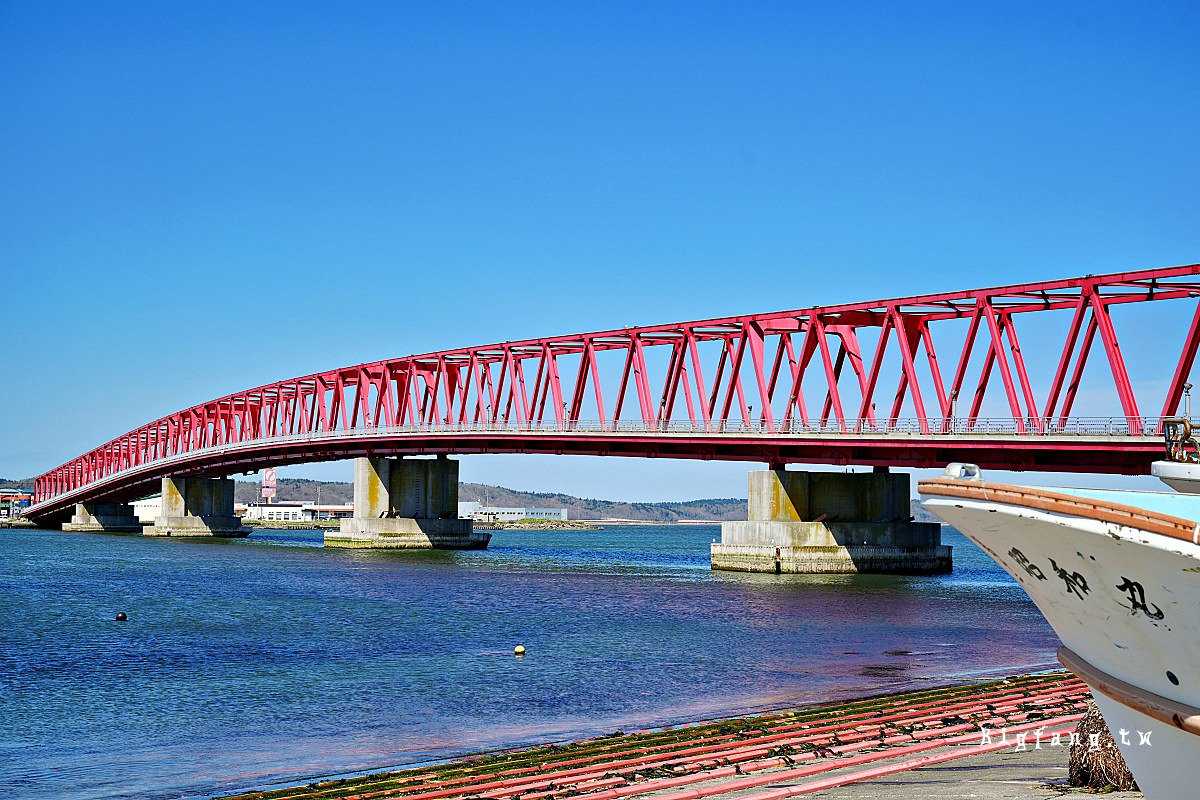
[514,645,526,656]
[115,612,127,622]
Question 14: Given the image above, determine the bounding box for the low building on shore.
[239,501,354,522]
[130,497,564,525]
[132,495,162,523]
[0,488,33,518]
[132,495,354,523]
[457,502,568,522]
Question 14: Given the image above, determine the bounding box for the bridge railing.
[66,415,1152,439]
[332,415,1164,436]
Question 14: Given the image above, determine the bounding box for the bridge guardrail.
[252,415,1162,436]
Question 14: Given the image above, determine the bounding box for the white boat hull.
[1153,459,1200,494]
[1092,693,1195,798]
[921,478,1200,799]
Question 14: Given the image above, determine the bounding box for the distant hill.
[4,474,937,524]
[233,477,744,521]
[459,484,746,522]
[3,475,941,524]
[234,477,353,504]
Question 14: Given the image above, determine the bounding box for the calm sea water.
[1,524,1058,800]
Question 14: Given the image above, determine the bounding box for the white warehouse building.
[241,502,353,522]
[133,496,565,525]
[457,502,567,521]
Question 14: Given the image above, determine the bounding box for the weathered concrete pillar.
[62,502,142,532]
[144,477,249,538]
[325,456,489,549]
[712,469,951,574]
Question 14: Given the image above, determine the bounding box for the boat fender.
[942,462,982,481]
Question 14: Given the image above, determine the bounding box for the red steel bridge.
[27,263,1200,523]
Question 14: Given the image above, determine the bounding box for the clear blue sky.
[2,1,1198,500]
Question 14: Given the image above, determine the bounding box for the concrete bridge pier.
[144,477,250,538]
[711,467,951,574]
[62,502,142,532]
[325,455,490,549]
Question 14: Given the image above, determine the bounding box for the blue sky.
[2,1,1198,500]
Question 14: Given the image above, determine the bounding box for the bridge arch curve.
[28,263,1200,523]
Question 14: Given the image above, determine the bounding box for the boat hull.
[921,478,1200,799]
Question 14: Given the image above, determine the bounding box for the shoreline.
[219,670,1094,800]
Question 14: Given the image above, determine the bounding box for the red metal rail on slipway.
[28,263,1200,518]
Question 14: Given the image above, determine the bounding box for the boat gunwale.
[918,478,1200,545]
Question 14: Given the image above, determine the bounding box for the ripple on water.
[0,525,1057,800]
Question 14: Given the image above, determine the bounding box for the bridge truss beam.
[30,263,1200,517]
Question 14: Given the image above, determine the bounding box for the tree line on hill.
[2,476,940,523]
[232,477,746,522]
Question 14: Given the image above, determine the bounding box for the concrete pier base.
[62,502,142,532]
[144,477,249,538]
[325,456,489,549]
[712,469,950,574]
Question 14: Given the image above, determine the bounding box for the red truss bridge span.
[27,263,1200,522]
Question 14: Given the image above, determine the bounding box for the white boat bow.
[920,469,1200,799]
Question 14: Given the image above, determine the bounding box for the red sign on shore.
[261,468,276,499]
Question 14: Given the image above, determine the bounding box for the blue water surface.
[0,524,1057,800]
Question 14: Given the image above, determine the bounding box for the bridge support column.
[145,477,250,538]
[62,502,142,532]
[712,468,951,574]
[325,456,489,549]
